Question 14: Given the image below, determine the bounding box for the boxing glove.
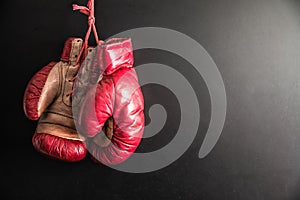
[74,38,145,165]
[23,38,87,162]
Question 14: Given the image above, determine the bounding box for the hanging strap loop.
[72,0,100,64]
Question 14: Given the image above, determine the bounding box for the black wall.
[2,0,300,199]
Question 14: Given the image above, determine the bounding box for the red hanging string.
[72,0,100,64]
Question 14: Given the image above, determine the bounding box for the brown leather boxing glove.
[23,38,87,162]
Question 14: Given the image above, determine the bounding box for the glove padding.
[23,62,57,120]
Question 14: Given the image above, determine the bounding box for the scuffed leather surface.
[32,132,86,162]
[76,38,144,165]
[23,62,57,120]
[36,61,80,140]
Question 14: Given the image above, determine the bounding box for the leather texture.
[23,38,87,162]
[75,38,145,165]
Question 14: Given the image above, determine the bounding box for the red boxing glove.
[75,38,144,165]
[23,38,87,162]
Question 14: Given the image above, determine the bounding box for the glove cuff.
[94,38,134,75]
[61,38,83,65]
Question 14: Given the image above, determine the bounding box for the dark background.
[2,0,300,199]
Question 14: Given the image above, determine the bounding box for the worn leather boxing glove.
[74,38,144,165]
[23,38,87,162]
